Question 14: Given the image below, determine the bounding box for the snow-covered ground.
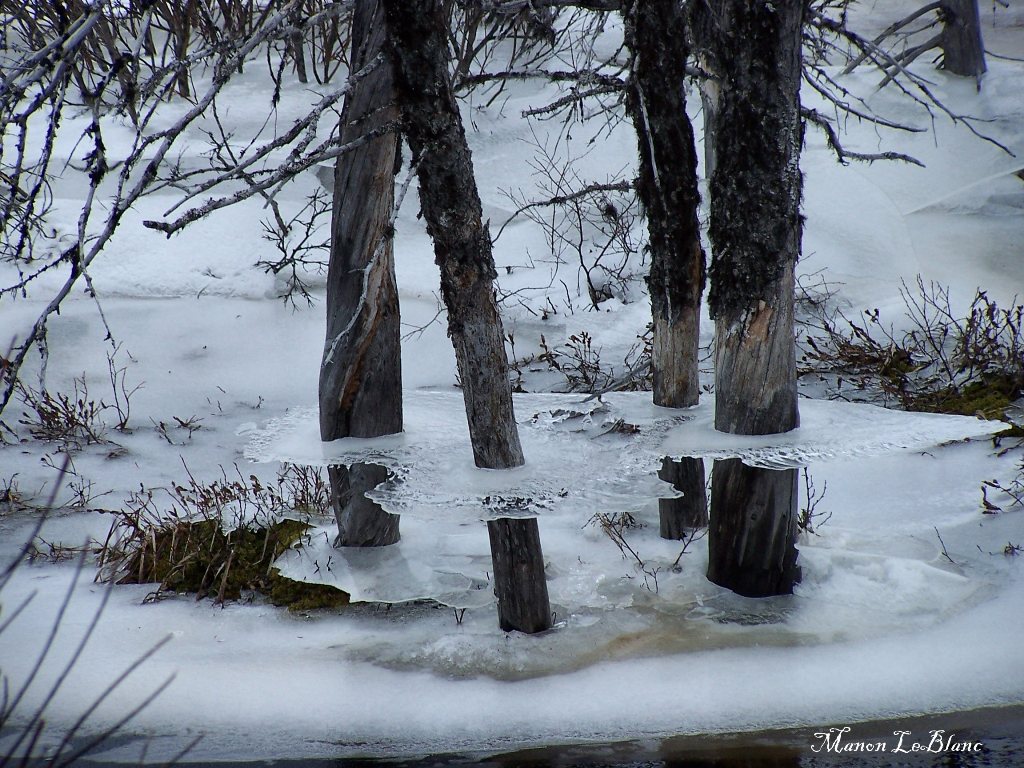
[2,1,1024,763]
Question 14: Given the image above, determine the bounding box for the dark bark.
[290,4,309,84]
[381,0,551,633]
[487,518,552,633]
[381,0,522,471]
[623,0,708,539]
[329,464,400,546]
[658,456,708,537]
[940,0,986,79]
[707,459,800,597]
[624,0,704,411]
[705,0,803,596]
[319,0,402,547]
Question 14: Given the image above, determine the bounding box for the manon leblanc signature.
[811,726,984,754]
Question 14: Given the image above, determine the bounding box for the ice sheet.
[246,392,1006,502]
[662,397,1005,468]
[245,391,684,523]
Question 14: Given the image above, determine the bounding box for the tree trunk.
[623,0,708,539]
[329,464,399,546]
[658,456,708,536]
[940,0,986,79]
[698,64,719,182]
[319,0,402,547]
[706,459,800,597]
[290,3,309,84]
[487,518,551,633]
[705,0,803,596]
[380,0,551,633]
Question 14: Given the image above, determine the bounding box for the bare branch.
[802,107,925,166]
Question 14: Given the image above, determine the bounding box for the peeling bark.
[381,0,551,633]
[319,0,402,547]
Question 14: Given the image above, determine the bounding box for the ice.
[3,2,1024,759]
[251,391,1006,616]
[245,391,683,523]
[276,518,495,608]
[247,391,1006,491]
[662,397,1005,468]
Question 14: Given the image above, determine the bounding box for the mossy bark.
[705,0,803,597]
[623,0,708,538]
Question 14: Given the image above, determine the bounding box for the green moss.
[267,570,350,611]
[119,517,351,610]
[908,374,1023,437]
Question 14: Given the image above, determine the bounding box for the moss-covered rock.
[117,517,350,611]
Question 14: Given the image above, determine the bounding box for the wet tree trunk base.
[707,459,800,597]
[487,518,552,634]
[658,457,708,538]
[330,464,400,547]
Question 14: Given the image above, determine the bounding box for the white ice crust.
[246,391,1005,501]
[249,392,1005,609]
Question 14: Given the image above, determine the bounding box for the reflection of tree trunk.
[658,457,708,537]
[707,459,800,597]
[487,518,550,633]
[940,0,986,79]
[622,0,708,540]
[381,0,551,633]
[329,464,399,546]
[705,0,803,596]
[319,0,402,547]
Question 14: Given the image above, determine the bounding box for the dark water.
[67,704,1023,768]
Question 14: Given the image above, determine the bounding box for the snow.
[3,1,1024,762]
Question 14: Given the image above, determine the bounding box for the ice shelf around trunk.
[245,391,1006,521]
[249,391,1006,610]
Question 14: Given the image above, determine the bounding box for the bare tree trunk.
[381,0,551,633]
[708,459,800,596]
[487,518,551,633]
[623,0,708,538]
[698,65,719,182]
[658,457,708,536]
[290,2,309,84]
[328,464,399,546]
[705,0,803,596]
[319,0,402,547]
[940,0,986,79]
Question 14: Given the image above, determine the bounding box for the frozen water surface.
[247,390,1005,481]
[250,392,1015,670]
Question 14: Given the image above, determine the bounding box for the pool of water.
[45,704,1022,768]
